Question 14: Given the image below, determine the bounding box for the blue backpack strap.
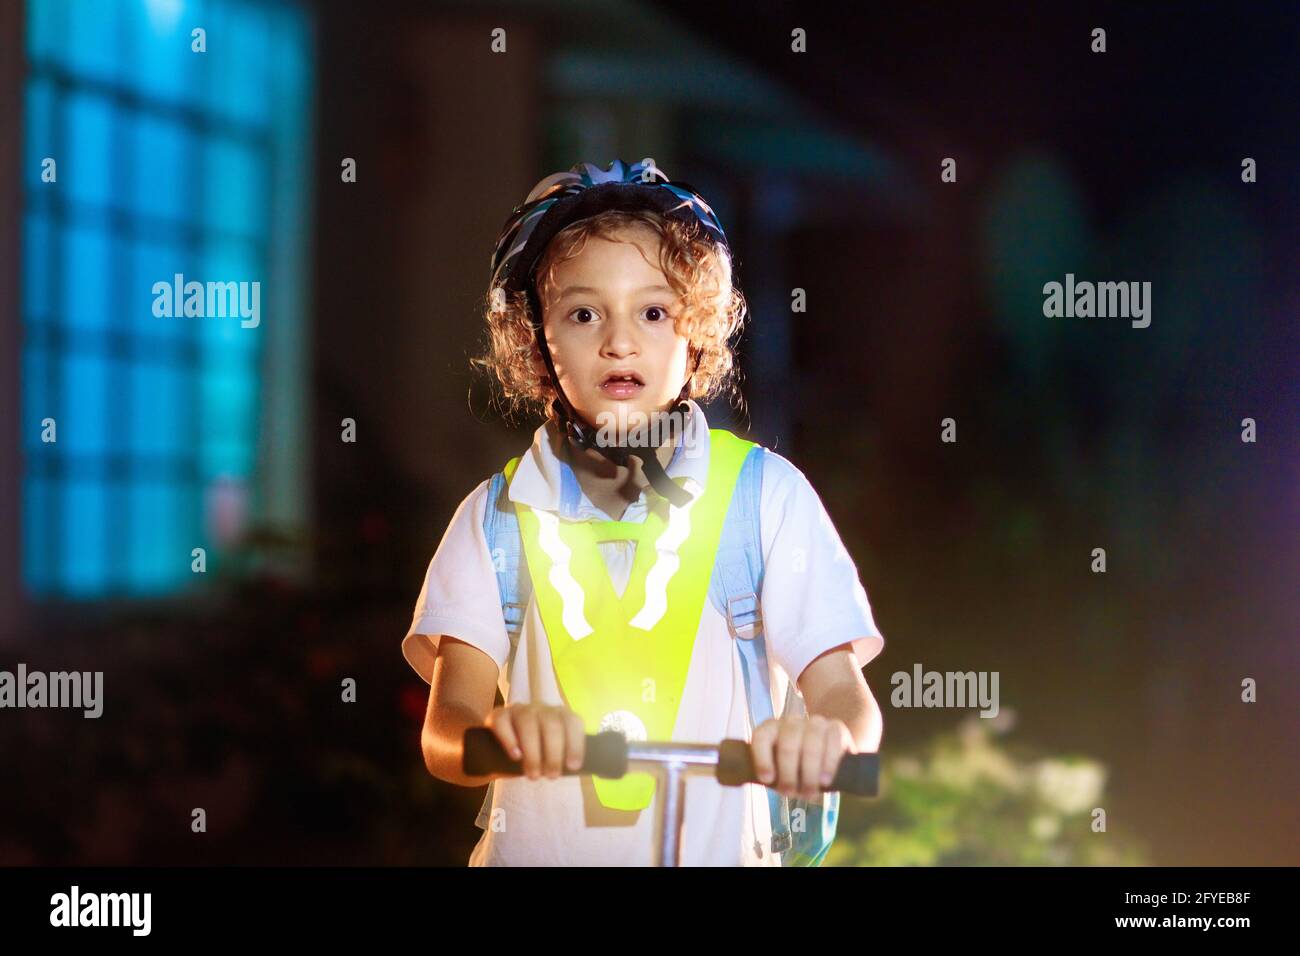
[484,467,531,647]
[707,445,793,858]
[475,466,533,830]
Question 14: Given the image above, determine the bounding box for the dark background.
[1,0,1295,865]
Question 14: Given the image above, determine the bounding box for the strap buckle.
[726,593,763,641]
[503,601,527,635]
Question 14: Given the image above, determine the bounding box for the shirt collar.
[507,399,711,519]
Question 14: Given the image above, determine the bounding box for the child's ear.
[529,343,548,378]
[678,359,696,399]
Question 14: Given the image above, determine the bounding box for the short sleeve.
[758,449,885,688]
[401,479,511,684]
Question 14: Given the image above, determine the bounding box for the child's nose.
[600,313,641,353]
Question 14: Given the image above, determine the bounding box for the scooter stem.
[626,741,725,867]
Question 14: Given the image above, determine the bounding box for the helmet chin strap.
[528,285,695,508]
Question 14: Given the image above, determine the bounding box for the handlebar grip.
[832,751,880,796]
[462,727,629,779]
[717,739,879,796]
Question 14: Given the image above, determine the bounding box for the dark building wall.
[312,7,543,589]
[1,0,24,642]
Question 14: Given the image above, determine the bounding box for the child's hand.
[485,703,586,780]
[751,715,855,801]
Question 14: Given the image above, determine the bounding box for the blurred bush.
[828,710,1148,866]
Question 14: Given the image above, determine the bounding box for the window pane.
[206,1,270,124]
[130,113,195,225]
[61,478,108,597]
[59,0,124,83]
[199,237,262,349]
[200,366,258,478]
[64,90,115,208]
[60,352,110,456]
[61,222,113,330]
[130,360,191,457]
[23,78,55,191]
[22,345,53,452]
[26,0,63,64]
[131,236,195,340]
[22,210,54,321]
[123,0,200,107]
[128,479,194,595]
[203,138,264,236]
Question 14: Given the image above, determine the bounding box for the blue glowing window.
[21,0,313,598]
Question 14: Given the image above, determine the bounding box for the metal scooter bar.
[463,729,879,793]
[625,741,729,867]
[463,728,880,866]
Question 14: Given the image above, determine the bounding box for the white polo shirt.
[402,399,884,866]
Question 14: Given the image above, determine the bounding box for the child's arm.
[750,449,887,802]
[421,635,587,787]
[749,645,882,802]
[421,636,500,787]
[797,644,883,752]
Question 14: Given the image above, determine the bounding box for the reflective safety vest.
[504,428,756,810]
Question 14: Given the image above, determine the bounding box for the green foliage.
[828,711,1148,866]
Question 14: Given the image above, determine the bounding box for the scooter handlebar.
[717,738,879,796]
[463,727,629,779]
[462,728,879,796]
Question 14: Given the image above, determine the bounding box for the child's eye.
[569,308,598,324]
[644,306,669,322]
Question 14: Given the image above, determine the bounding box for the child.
[403,159,885,866]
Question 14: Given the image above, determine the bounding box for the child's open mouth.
[600,370,645,399]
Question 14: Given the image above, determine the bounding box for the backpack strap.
[706,444,793,858]
[475,461,533,830]
[484,462,532,657]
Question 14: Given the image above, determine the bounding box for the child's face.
[539,226,690,430]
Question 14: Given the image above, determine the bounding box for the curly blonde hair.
[471,209,747,424]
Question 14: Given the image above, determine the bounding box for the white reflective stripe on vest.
[628,477,703,631]
[533,510,593,639]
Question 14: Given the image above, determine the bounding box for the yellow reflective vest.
[505,428,755,810]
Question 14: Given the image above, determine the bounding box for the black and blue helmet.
[490,158,730,309]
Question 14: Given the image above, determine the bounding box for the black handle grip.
[462,727,629,779]
[717,739,879,796]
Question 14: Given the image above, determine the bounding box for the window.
[21,0,313,598]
